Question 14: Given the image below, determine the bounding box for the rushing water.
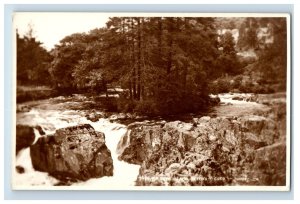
[14,95,140,188]
[210,93,269,117]
[14,93,270,188]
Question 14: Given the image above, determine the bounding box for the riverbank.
[17,86,59,103]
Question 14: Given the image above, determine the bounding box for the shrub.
[233,75,243,89]
[238,55,257,68]
[239,81,254,93]
[216,79,231,93]
[95,97,118,112]
[117,98,137,113]
[208,79,231,94]
[134,99,159,116]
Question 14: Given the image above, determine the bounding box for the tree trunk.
[131,18,137,99]
[158,18,162,60]
[183,17,188,88]
[137,18,141,100]
[167,18,174,75]
[141,18,146,101]
[103,80,108,98]
[129,81,133,99]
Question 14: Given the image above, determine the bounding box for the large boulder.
[30,124,113,182]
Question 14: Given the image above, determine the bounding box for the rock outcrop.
[16,125,36,154]
[252,142,286,185]
[238,142,286,186]
[209,95,221,105]
[30,124,113,182]
[85,111,105,122]
[118,111,286,186]
[15,165,25,174]
[232,94,258,102]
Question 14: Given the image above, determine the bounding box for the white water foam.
[72,119,140,187]
[13,148,59,187]
[15,104,140,188]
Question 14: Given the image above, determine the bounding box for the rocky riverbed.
[14,92,287,187]
[118,113,285,186]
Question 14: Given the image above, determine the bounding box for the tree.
[237,17,259,51]
[72,27,124,94]
[16,26,52,86]
[220,31,236,55]
[137,17,219,114]
[82,17,220,115]
[48,17,222,115]
[255,18,287,90]
[49,33,88,91]
[216,31,242,76]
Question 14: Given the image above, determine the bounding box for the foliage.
[255,18,287,91]
[215,17,245,30]
[233,17,286,93]
[20,17,287,114]
[209,79,231,94]
[219,31,236,55]
[215,31,242,77]
[49,33,89,91]
[17,29,52,85]
[236,18,259,51]
[48,17,221,115]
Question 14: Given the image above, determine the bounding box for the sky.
[13,12,285,51]
[13,12,110,50]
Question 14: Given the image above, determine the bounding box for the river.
[14,95,140,188]
[13,93,270,188]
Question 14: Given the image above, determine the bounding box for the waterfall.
[15,99,140,188]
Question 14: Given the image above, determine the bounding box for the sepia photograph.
[12,12,290,190]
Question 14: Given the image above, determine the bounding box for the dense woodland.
[16,17,287,116]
